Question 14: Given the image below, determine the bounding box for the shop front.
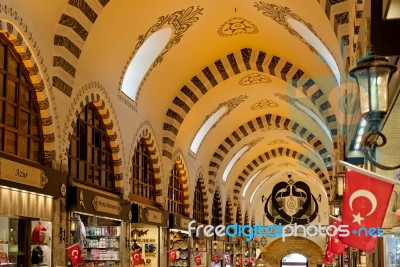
[212,235,226,267]
[130,204,169,267]
[67,186,131,267]
[0,151,67,267]
[168,214,192,267]
[190,223,210,267]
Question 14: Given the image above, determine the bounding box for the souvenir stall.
[0,151,67,267]
[168,214,192,267]
[231,237,243,267]
[66,186,131,267]
[224,241,234,267]
[212,236,226,267]
[191,224,209,267]
[130,204,169,267]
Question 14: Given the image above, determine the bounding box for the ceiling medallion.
[268,139,288,145]
[250,99,278,110]
[239,73,271,86]
[264,177,319,225]
[218,17,259,37]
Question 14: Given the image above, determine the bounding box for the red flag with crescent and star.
[168,249,177,262]
[341,168,394,252]
[67,243,83,266]
[194,252,202,266]
[330,218,346,255]
[323,237,334,264]
[212,255,220,264]
[130,249,142,265]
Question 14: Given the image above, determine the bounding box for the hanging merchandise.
[32,222,48,244]
[0,245,7,264]
[225,253,233,264]
[73,215,87,249]
[31,246,44,265]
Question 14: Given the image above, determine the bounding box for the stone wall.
[262,236,323,267]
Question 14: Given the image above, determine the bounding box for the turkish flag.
[194,253,202,266]
[341,169,394,252]
[213,255,220,264]
[237,258,242,265]
[130,249,142,265]
[67,243,83,266]
[323,239,334,264]
[168,249,177,262]
[330,219,346,255]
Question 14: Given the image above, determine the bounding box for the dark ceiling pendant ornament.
[264,176,319,225]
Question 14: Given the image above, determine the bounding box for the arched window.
[0,34,43,162]
[281,253,308,267]
[68,103,114,190]
[193,178,205,224]
[211,191,222,227]
[225,198,232,225]
[236,205,242,225]
[131,138,156,205]
[168,163,185,215]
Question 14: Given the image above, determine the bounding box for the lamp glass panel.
[353,66,391,115]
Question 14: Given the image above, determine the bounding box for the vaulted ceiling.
[2,0,364,210]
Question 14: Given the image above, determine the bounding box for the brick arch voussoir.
[208,113,330,197]
[0,22,57,162]
[195,172,209,223]
[225,195,233,225]
[233,148,330,202]
[176,156,190,216]
[212,188,223,224]
[53,0,111,97]
[235,204,243,225]
[67,93,124,191]
[162,48,337,160]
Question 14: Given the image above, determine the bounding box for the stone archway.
[262,237,323,267]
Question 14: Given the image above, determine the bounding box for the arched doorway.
[281,253,308,267]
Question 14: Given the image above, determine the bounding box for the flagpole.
[339,160,400,185]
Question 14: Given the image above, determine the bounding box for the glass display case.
[383,233,400,266]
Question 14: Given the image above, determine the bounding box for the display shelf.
[83,226,121,265]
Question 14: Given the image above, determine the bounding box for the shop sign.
[131,204,169,227]
[67,186,131,221]
[92,196,122,215]
[0,157,48,188]
[179,217,191,229]
[146,209,163,224]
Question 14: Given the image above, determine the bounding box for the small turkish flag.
[194,253,202,266]
[130,249,142,265]
[168,249,177,262]
[341,168,394,252]
[67,243,83,266]
[323,239,334,264]
[330,219,346,255]
[237,258,242,265]
[213,255,219,264]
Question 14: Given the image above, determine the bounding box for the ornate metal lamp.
[349,50,398,170]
